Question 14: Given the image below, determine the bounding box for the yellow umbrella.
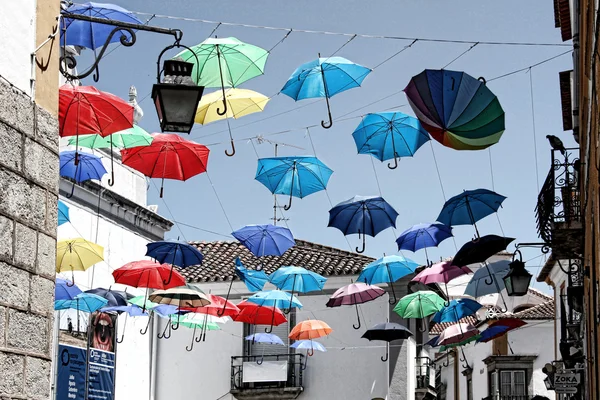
[195,89,269,157]
[56,238,104,285]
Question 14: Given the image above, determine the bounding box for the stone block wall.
[0,78,58,399]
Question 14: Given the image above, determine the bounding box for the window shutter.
[244,321,290,357]
[500,371,512,395]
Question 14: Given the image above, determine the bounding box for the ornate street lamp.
[503,250,533,296]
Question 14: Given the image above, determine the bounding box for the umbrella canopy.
[357,255,418,303]
[112,260,185,290]
[129,296,157,310]
[232,224,295,257]
[489,317,527,330]
[452,235,515,267]
[352,112,430,169]
[464,260,510,298]
[58,201,70,226]
[121,134,210,197]
[255,156,333,210]
[233,301,287,326]
[404,69,505,150]
[326,282,385,307]
[290,340,327,352]
[184,294,240,318]
[281,56,372,128]
[59,85,133,137]
[245,333,285,345]
[395,223,453,260]
[362,322,413,342]
[85,288,128,307]
[68,125,153,149]
[234,257,269,292]
[328,196,399,253]
[145,240,203,284]
[195,89,269,124]
[438,323,480,346]
[61,2,142,50]
[247,290,303,310]
[289,320,332,340]
[59,151,107,183]
[152,304,180,318]
[394,291,446,319]
[268,266,327,294]
[440,334,481,351]
[55,293,108,313]
[411,261,472,286]
[431,299,482,324]
[476,325,511,343]
[101,304,148,317]
[55,278,82,301]
[177,314,221,330]
[149,284,211,308]
[436,189,506,238]
[56,238,104,279]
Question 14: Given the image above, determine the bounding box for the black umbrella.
[362,322,413,362]
[85,288,129,308]
[452,235,515,267]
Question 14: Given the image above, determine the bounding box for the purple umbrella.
[411,261,472,303]
[326,282,385,330]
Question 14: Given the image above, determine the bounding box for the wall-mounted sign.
[56,345,86,400]
[87,348,115,400]
[555,371,581,386]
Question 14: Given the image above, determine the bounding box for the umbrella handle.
[283,193,293,211]
[265,324,273,334]
[460,348,471,369]
[216,46,228,116]
[321,110,333,129]
[355,231,366,254]
[217,98,228,116]
[442,351,450,367]
[116,314,127,343]
[217,279,234,317]
[66,273,75,287]
[307,348,314,357]
[171,316,180,331]
[418,318,428,333]
[301,355,308,370]
[160,178,165,198]
[352,304,361,330]
[163,323,172,339]
[381,343,389,362]
[163,266,174,286]
[387,269,397,304]
[186,325,197,351]
[140,314,152,335]
[387,156,399,170]
[256,357,264,365]
[66,181,76,199]
[157,321,170,339]
[225,139,236,157]
[484,275,493,285]
[108,140,115,187]
[108,170,115,187]
[321,85,333,129]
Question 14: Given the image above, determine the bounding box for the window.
[489,370,526,398]
[243,311,294,357]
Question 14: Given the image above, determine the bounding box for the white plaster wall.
[0,0,36,93]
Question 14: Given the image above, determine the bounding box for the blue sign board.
[56,345,86,400]
[87,348,115,400]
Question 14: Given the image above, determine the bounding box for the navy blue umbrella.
[436,189,506,238]
[396,223,453,264]
[328,196,398,253]
[146,240,203,285]
[85,288,128,307]
[232,224,295,257]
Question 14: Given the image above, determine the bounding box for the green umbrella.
[174,313,221,351]
[175,37,269,117]
[394,291,445,319]
[128,295,157,310]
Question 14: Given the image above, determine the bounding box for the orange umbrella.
[289,319,332,340]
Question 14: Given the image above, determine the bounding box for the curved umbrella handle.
[307,348,314,357]
[108,170,115,187]
[186,325,197,351]
[171,316,180,331]
[163,323,172,339]
[381,343,389,362]
[352,304,361,330]
[355,232,366,254]
[66,272,76,287]
[256,357,264,365]
[387,268,397,305]
[321,93,333,129]
[217,97,228,116]
[321,111,333,129]
[215,46,228,116]
[217,279,234,317]
[418,318,428,333]
[225,139,236,157]
[460,348,471,369]
[157,322,170,339]
[108,139,115,187]
[140,314,152,335]
[301,356,308,370]
[265,324,274,333]
[484,275,494,285]
[163,266,174,286]
[283,193,293,211]
[387,156,399,170]
[116,313,127,343]
[478,76,487,85]
[442,351,450,367]
[66,181,76,199]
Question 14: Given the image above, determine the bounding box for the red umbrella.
[488,317,526,330]
[121,134,210,197]
[112,260,185,290]
[233,301,287,328]
[183,294,240,318]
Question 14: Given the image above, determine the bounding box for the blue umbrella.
[232,224,295,257]
[281,56,371,128]
[464,260,510,311]
[269,267,326,312]
[55,278,82,301]
[85,288,128,307]
[352,112,431,169]
[395,223,453,264]
[139,304,190,336]
[247,290,303,311]
[245,333,285,345]
[357,255,418,303]
[58,201,70,226]
[61,2,142,50]
[255,156,333,210]
[476,325,511,343]
[431,299,482,324]
[60,150,107,182]
[291,339,327,369]
[436,189,506,238]
[146,240,203,285]
[328,195,399,253]
[424,335,440,347]
[218,257,269,317]
[54,293,108,313]
[101,304,148,343]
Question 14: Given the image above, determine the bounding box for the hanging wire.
[528,68,541,194]
[204,172,235,231]
[442,42,479,69]
[487,148,506,237]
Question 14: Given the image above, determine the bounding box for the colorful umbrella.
[245,333,285,345]
[247,290,303,314]
[217,257,268,316]
[395,223,453,264]
[61,2,142,50]
[129,296,157,310]
[145,240,204,284]
[232,224,295,257]
[268,267,327,311]
[362,322,412,362]
[326,282,385,329]
[55,293,108,313]
[255,156,333,210]
[352,112,430,169]
[174,312,222,349]
[289,320,332,340]
[411,261,472,299]
[59,151,107,197]
[68,126,153,149]
[328,196,399,253]
[452,235,515,267]
[281,56,371,128]
[121,134,210,197]
[148,283,212,329]
[436,189,506,238]
[113,260,186,291]
[55,278,82,300]
[195,89,270,156]
[186,294,240,319]
[56,238,104,284]
[58,201,70,226]
[464,260,510,298]
[394,291,445,331]
[291,340,327,370]
[404,69,505,150]
[357,255,418,303]
[233,301,287,328]
[431,299,482,324]
[438,323,480,346]
[176,37,268,116]
[85,288,129,308]
[102,304,149,343]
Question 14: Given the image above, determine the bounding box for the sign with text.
[56,345,86,400]
[555,371,581,386]
[87,348,115,400]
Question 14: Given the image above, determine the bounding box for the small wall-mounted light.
[503,250,533,297]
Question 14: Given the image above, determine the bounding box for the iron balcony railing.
[535,148,580,244]
[415,356,435,390]
[483,396,536,400]
[230,353,304,392]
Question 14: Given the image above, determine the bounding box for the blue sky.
[76,0,574,292]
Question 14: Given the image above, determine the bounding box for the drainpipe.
[149,316,158,400]
[572,0,580,144]
[453,348,460,400]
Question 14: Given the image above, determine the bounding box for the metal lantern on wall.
[503,250,533,296]
[152,58,204,134]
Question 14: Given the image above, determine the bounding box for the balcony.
[415,357,437,400]
[535,148,583,259]
[230,354,304,400]
[483,396,537,400]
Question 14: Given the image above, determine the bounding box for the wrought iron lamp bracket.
[515,242,551,255]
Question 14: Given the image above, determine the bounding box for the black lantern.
[152,58,204,134]
[503,250,533,296]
